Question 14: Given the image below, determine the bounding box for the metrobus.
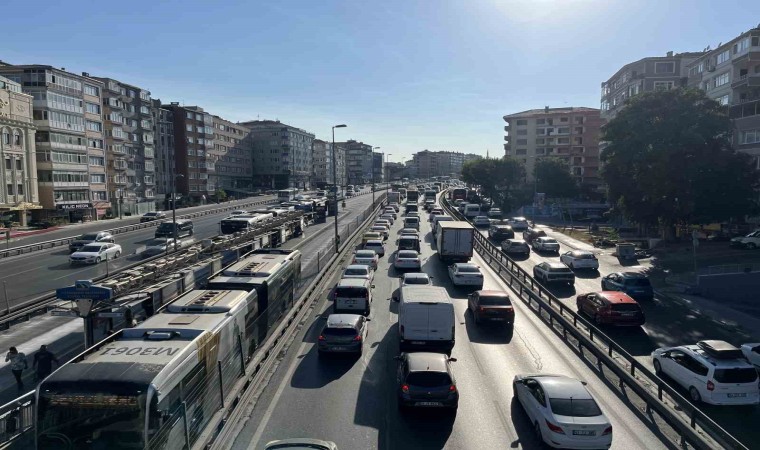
[277,189,297,202]
[452,188,467,201]
[219,214,273,234]
[35,289,259,450]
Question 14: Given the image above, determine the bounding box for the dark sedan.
[601,272,654,300]
[396,352,458,411]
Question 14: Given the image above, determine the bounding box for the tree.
[216,189,228,202]
[601,88,760,235]
[534,158,579,199]
[461,157,526,212]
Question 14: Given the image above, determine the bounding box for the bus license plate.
[572,430,596,436]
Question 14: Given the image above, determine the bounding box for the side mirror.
[448,358,458,362]
[366,318,372,322]
[371,285,376,289]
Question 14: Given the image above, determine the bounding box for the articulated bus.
[219,214,274,234]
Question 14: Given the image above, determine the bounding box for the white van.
[398,286,455,354]
[333,278,374,316]
[463,203,481,219]
[403,216,420,230]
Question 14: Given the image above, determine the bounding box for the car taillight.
[545,420,565,434]
[353,334,362,341]
[707,380,715,391]
[401,384,409,393]
[449,384,457,392]
[318,335,325,341]
[602,425,613,436]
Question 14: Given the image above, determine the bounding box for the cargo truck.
[436,221,475,263]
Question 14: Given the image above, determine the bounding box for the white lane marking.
[246,339,311,450]
[0,266,41,280]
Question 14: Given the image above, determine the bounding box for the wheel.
[748,243,757,249]
[95,257,101,263]
[689,386,702,403]
[114,251,121,258]
[653,359,662,375]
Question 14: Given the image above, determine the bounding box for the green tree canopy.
[601,88,760,229]
[534,158,579,199]
[461,157,526,212]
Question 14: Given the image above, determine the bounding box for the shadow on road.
[463,308,514,344]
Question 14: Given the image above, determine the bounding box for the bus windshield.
[37,391,145,449]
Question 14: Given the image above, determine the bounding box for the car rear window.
[323,327,357,337]
[336,287,368,298]
[625,278,651,287]
[549,398,602,417]
[575,253,596,259]
[345,268,367,276]
[356,251,375,258]
[406,372,451,387]
[404,277,429,285]
[611,303,641,311]
[458,265,479,273]
[398,251,418,258]
[713,368,758,384]
[479,295,511,306]
[405,217,419,223]
[551,267,573,273]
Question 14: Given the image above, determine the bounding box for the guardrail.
[439,194,745,450]
[0,197,280,260]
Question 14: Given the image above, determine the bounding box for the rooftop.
[407,352,449,373]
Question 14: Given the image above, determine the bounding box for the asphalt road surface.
[227,204,667,450]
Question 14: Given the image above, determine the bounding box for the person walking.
[32,345,59,382]
[5,347,28,392]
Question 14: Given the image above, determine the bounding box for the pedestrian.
[5,347,28,392]
[33,345,59,382]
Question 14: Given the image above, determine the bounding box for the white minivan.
[463,203,481,219]
[333,278,374,316]
[398,286,455,354]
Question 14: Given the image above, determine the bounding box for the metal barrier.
[0,393,34,447]
[439,194,746,450]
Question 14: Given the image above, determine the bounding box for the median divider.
[439,193,745,450]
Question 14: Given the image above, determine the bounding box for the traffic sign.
[56,279,113,302]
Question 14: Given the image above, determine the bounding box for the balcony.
[504,125,510,132]
[112,176,127,185]
[732,73,760,89]
[144,176,155,185]
[53,181,88,188]
[730,97,760,119]
[504,135,511,142]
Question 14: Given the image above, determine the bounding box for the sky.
[2,0,760,162]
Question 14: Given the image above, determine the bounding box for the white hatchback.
[448,263,483,288]
[342,264,374,282]
[364,240,386,257]
[394,250,422,271]
[352,250,379,270]
[560,250,599,270]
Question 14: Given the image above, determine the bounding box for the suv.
[396,352,459,411]
[576,291,645,326]
[652,340,759,405]
[140,211,167,222]
[69,231,115,253]
[523,227,547,244]
[155,219,194,238]
[601,272,653,301]
[318,314,369,356]
[533,262,575,285]
[488,224,514,241]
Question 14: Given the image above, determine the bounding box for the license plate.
[489,317,506,321]
[728,393,747,398]
[416,402,442,407]
[621,312,635,316]
[411,341,426,345]
[331,346,346,351]
[572,430,596,436]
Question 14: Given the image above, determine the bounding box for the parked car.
[318,314,369,356]
[501,238,530,256]
[342,264,374,282]
[560,250,599,270]
[740,343,760,369]
[576,291,645,326]
[467,290,515,326]
[448,263,484,288]
[394,250,422,271]
[396,352,459,411]
[140,211,167,222]
[513,374,613,449]
[533,262,575,285]
[352,250,379,269]
[69,231,115,253]
[532,237,560,253]
[472,216,491,228]
[70,243,122,265]
[364,239,386,257]
[652,340,760,405]
[601,272,653,301]
[523,227,547,244]
[488,224,514,241]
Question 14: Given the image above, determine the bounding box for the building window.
[516,129,527,136]
[734,37,750,55]
[6,185,12,195]
[90,174,106,183]
[13,132,22,146]
[655,62,675,74]
[717,94,730,106]
[86,120,102,132]
[85,102,101,114]
[2,131,9,145]
[714,72,730,88]
[654,81,674,91]
[515,119,528,126]
[516,139,528,145]
[89,156,104,166]
[92,191,107,200]
[717,50,730,65]
[186,124,193,132]
[15,159,22,170]
[739,129,760,145]
[83,84,100,96]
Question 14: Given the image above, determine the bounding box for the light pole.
[373,146,380,206]
[332,124,347,252]
[171,172,185,251]
[385,153,392,199]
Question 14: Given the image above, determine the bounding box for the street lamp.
[171,172,185,251]
[373,146,381,205]
[332,124,347,253]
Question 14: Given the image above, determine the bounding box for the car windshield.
[144,212,157,216]
[404,276,429,285]
[345,268,368,276]
[549,398,602,417]
[713,368,758,383]
[574,252,595,259]
[541,238,558,244]
[79,233,99,240]
[398,251,418,258]
[355,251,375,258]
[479,295,511,306]
[457,265,479,273]
[624,278,651,287]
[406,372,451,387]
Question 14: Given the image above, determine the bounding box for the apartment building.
[383,161,405,182]
[0,64,111,221]
[312,139,346,187]
[410,150,478,179]
[151,99,175,204]
[503,107,605,193]
[94,77,155,216]
[373,152,383,183]
[162,104,215,203]
[241,120,314,190]
[601,51,704,121]
[337,140,373,185]
[212,116,253,195]
[686,28,760,166]
[0,75,39,225]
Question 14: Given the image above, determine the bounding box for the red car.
[576,291,645,326]
[467,290,515,326]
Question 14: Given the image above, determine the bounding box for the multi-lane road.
[226,201,667,450]
[0,192,374,406]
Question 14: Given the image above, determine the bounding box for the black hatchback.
[396,352,459,411]
[318,314,369,356]
[488,224,514,241]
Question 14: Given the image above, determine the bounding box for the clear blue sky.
[2,0,759,162]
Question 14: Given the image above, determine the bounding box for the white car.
[741,343,760,369]
[448,263,484,288]
[375,219,392,229]
[142,237,183,257]
[487,208,502,219]
[560,250,599,270]
[352,250,379,270]
[399,228,419,237]
[388,203,400,212]
[229,210,248,216]
[364,240,386,257]
[509,217,530,231]
[429,208,444,221]
[513,374,613,449]
[371,225,389,239]
[472,216,491,228]
[380,214,395,225]
[70,243,123,265]
[394,250,422,270]
[383,208,398,219]
[532,237,560,253]
[342,264,374,282]
[652,340,759,405]
[399,272,432,287]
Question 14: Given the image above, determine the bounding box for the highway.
[0,192,374,406]
[473,221,759,446]
[227,202,668,450]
